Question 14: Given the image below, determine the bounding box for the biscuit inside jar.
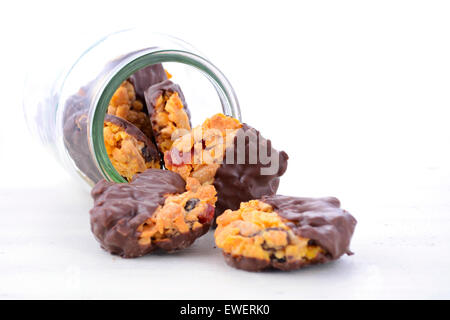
[151,90,191,153]
[107,80,153,139]
[164,113,242,184]
[103,121,160,181]
[214,200,324,264]
[137,178,217,246]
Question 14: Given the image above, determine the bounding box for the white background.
[1,0,450,299]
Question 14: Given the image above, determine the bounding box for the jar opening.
[90,50,241,183]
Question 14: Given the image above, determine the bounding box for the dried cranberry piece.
[198,204,215,224]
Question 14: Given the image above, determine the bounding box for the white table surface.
[1,0,450,299]
[1,169,449,299]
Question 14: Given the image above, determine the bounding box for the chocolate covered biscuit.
[144,80,191,154]
[103,115,161,181]
[63,106,159,184]
[215,196,357,271]
[107,80,153,139]
[164,114,288,220]
[90,169,217,258]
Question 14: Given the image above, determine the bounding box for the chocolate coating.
[144,79,191,122]
[213,124,289,219]
[129,64,167,103]
[90,169,186,258]
[63,109,103,184]
[223,252,330,272]
[156,223,210,252]
[261,195,357,259]
[104,114,160,164]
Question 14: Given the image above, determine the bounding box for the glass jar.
[23,30,241,188]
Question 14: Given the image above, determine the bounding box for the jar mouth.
[89,49,241,183]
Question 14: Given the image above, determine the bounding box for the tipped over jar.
[24,30,241,187]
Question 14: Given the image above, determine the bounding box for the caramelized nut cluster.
[138,178,217,245]
[165,114,242,184]
[108,81,153,139]
[104,121,159,181]
[151,90,191,153]
[215,200,323,265]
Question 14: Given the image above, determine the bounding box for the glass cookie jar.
[23,30,241,188]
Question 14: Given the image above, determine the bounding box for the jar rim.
[89,49,242,183]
